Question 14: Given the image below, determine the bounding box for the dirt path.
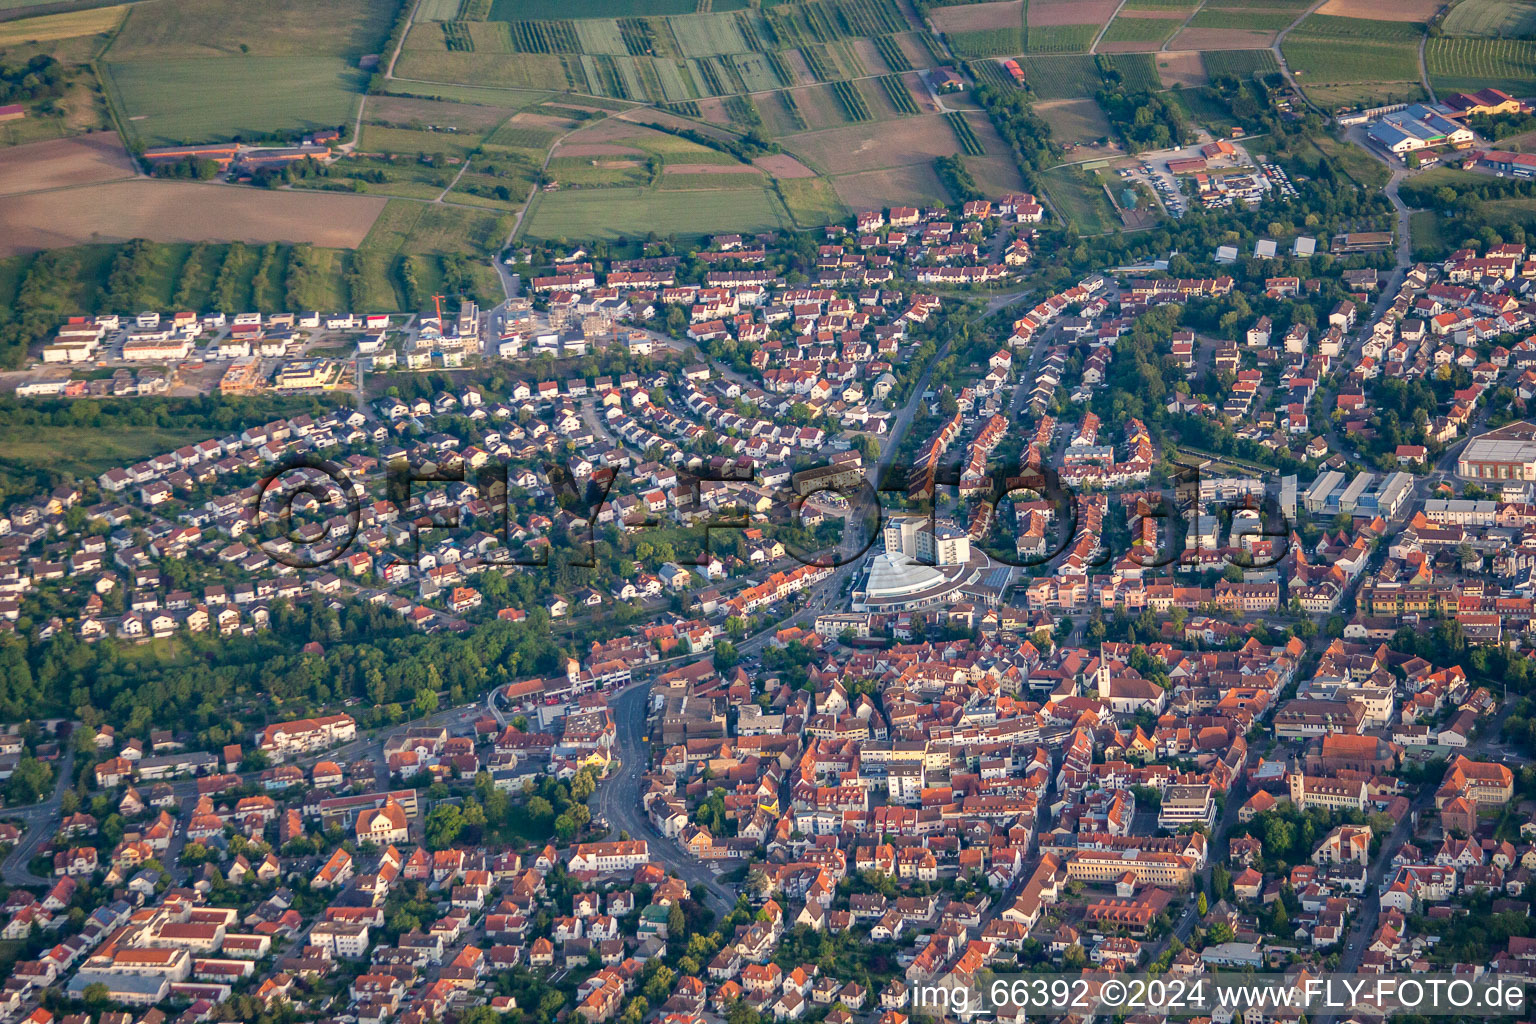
[1271,0,1328,114]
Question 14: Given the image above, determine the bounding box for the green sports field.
[103,58,366,146]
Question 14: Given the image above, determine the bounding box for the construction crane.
[432,294,445,325]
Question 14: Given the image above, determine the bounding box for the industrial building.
[1301,471,1413,519]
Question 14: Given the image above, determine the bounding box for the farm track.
[1162,0,1208,50]
[1089,0,1131,53]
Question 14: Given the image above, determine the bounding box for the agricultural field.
[1028,0,1121,26]
[1024,24,1098,53]
[1201,48,1280,80]
[1316,0,1442,19]
[0,133,136,198]
[0,6,127,48]
[928,1,1023,36]
[1103,53,1161,91]
[489,0,701,18]
[1168,26,1279,49]
[520,185,790,240]
[416,0,929,102]
[1186,8,1296,30]
[877,74,921,115]
[945,111,987,154]
[829,162,948,210]
[0,180,387,257]
[1152,51,1208,88]
[1099,12,1190,51]
[1017,54,1103,99]
[782,113,967,174]
[1037,97,1113,146]
[946,27,1026,56]
[105,0,397,59]
[1281,14,1425,104]
[1425,38,1536,97]
[102,58,366,146]
[777,177,850,227]
[1440,0,1536,36]
[367,96,518,133]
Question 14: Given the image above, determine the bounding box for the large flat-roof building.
[1458,421,1536,482]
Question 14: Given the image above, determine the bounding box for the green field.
[1441,0,1536,37]
[1039,164,1115,234]
[1409,210,1446,256]
[1103,53,1160,92]
[0,426,231,479]
[520,185,791,240]
[105,0,396,59]
[1202,48,1280,80]
[946,27,1025,57]
[1280,12,1426,100]
[1163,86,1239,132]
[103,58,365,146]
[778,176,849,226]
[489,0,702,20]
[1311,135,1389,189]
[1018,54,1102,98]
[1288,13,1425,39]
[1024,23,1097,53]
[1187,8,1296,29]
[1425,37,1536,97]
[1281,16,1423,93]
[1100,16,1180,46]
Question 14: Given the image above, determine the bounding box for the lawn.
[103,58,366,146]
[520,185,791,240]
[1409,210,1444,256]
[1424,38,1536,97]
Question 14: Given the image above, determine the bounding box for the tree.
[424,804,464,849]
[668,902,686,939]
[1197,892,1209,916]
[528,796,554,819]
[413,687,439,716]
[644,965,675,1003]
[82,983,111,1011]
[555,813,577,841]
